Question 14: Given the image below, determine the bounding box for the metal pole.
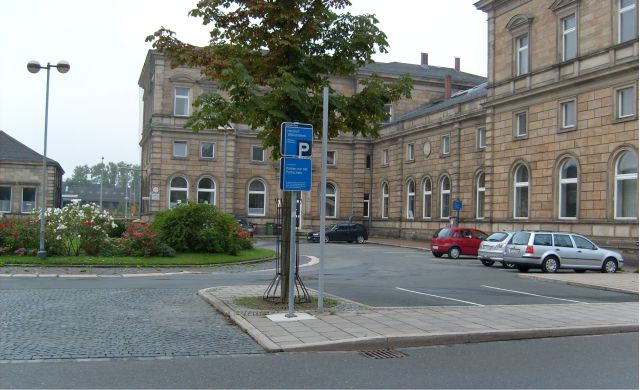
[99,156,104,210]
[37,64,51,259]
[286,191,298,318]
[318,86,329,312]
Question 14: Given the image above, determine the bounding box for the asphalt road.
[1,333,637,389]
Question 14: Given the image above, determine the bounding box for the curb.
[518,274,639,295]
[197,288,282,352]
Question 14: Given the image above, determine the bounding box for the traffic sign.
[280,157,312,192]
[281,122,313,157]
[453,199,463,212]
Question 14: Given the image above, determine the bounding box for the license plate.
[432,245,439,250]
[509,248,520,254]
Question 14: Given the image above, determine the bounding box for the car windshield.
[327,224,338,231]
[486,232,509,242]
[436,229,451,238]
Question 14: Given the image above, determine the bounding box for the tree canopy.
[64,162,140,188]
[146,0,412,158]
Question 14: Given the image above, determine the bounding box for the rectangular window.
[561,100,576,128]
[363,193,370,218]
[517,34,529,75]
[477,127,486,149]
[441,135,450,155]
[366,154,372,169]
[0,186,11,212]
[407,143,415,161]
[382,149,389,165]
[516,112,527,137]
[327,150,336,166]
[174,87,189,116]
[22,187,36,213]
[562,14,577,61]
[619,0,637,43]
[617,87,635,118]
[382,104,393,123]
[200,142,215,159]
[173,141,187,158]
[251,146,264,162]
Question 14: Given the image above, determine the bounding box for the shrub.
[107,219,130,238]
[120,223,176,257]
[0,219,38,255]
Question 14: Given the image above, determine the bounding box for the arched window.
[326,183,337,218]
[197,177,216,205]
[423,178,432,219]
[476,172,485,219]
[248,179,266,216]
[559,159,578,218]
[406,179,415,219]
[381,182,389,219]
[440,176,450,219]
[615,151,638,219]
[514,165,529,218]
[169,176,188,208]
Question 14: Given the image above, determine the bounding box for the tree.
[147,0,412,302]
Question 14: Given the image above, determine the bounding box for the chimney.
[421,52,429,65]
[455,57,460,71]
[444,75,452,100]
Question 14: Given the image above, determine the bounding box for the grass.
[234,296,339,311]
[0,248,275,267]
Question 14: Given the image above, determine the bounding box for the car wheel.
[601,258,618,273]
[542,257,559,273]
[501,262,516,269]
[356,235,365,244]
[324,235,330,243]
[432,252,443,258]
[448,247,461,259]
[481,259,495,267]
[516,265,529,273]
[574,269,587,273]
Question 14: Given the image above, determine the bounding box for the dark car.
[237,218,257,237]
[307,223,368,244]
[431,227,488,259]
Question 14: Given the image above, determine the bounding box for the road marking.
[481,285,589,304]
[395,287,485,307]
[251,255,318,273]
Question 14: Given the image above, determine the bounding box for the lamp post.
[27,60,70,259]
[100,156,104,210]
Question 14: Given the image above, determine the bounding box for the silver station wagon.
[503,231,624,273]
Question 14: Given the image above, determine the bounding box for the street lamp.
[100,156,104,210]
[27,60,70,259]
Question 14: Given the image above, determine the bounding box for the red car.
[431,227,488,259]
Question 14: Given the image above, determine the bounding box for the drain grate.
[359,349,407,359]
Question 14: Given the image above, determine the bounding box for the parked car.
[502,231,624,273]
[307,223,368,244]
[236,218,257,237]
[478,231,516,268]
[431,227,489,259]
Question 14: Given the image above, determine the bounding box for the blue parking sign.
[281,122,313,157]
[280,157,312,192]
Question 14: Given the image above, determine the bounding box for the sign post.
[280,122,313,318]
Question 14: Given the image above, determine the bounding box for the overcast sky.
[0,0,487,178]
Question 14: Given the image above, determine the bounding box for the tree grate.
[359,349,407,359]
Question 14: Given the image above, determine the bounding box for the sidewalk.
[199,285,638,352]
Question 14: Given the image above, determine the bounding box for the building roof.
[360,62,487,86]
[393,82,488,123]
[63,183,127,203]
[0,130,64,172]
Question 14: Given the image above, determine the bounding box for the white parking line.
[481,285,589,304]
[395,287,485,307]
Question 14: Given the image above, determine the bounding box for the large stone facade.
[138,0,638,253]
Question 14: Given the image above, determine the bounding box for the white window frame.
[325,183,337,218]
[515,112,528,137]
[247,179,266,216]
[168,176,188,209]
[476,173,485,220]
[382,149,389,165]
[363,193,370,218]
[406,179,415,219]
[513,165,529,219]
[614,151,638,219]
[562,14,577,61]
[516,34,529,76]
[561,100,576,129]
[197,177,216,205]
[477,127,486,149]
[559,159,578,219]
[21,187,36,213]
[173,141,188,158]
[619,0,637,43]
[251,146,265,162]
[0,186,11,213]
[407,143,415,161]
[382,103,393,123]
[617,86,635,119]
[441,135,450,156]
[381,182,389,219]
[200,142,215,159]
[327,150,336,166]
[423,178,432,219]
[174,87,190,117]
[440,176,451,219]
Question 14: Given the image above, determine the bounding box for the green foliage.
[64,161,140,188]
[0,219,37,255]
[108,219,130,238]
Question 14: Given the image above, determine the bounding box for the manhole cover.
[359,349,407,359]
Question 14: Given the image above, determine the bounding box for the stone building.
[0,130,64,217]
[137,0,638,253]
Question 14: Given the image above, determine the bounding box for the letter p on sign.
[298,141,311,157]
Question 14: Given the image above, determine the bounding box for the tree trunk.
[279,191,292,303]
